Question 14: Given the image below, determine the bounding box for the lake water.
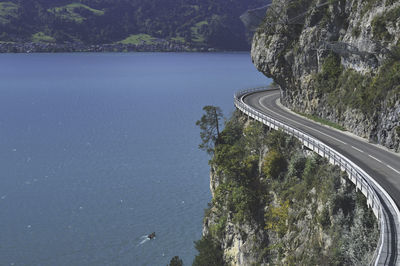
[0,53,269,266]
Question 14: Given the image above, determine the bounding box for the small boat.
[148,232,156,239]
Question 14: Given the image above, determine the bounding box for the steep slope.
[0,0,266,50]
[194,111,378,265]
[252,0,400,151]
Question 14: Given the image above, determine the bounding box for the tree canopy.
[193,235,224,266]
[196,105,224,155]
[168,256,183,266]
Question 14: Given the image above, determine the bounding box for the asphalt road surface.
[243,90,400,207]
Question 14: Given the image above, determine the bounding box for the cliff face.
[194,111,378,265]
[203,167,268,265]
[252,0,400,151]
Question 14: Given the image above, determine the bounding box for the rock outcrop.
[252,0,400,151]
[194,112,378,265]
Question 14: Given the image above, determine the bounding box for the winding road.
[244,90,400,205]
[239,89,400,265]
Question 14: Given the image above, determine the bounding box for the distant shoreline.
[0,42,249,53]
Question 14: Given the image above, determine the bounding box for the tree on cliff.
[196,105,224,155]
[193,235,224,266]
[168,256,183,266]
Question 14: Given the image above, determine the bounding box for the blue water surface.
[0,52,269,266]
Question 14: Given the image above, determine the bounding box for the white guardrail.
[234,87,400,265]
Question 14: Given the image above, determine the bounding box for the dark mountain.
[0,0,267,50]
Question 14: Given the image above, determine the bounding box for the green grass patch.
[170,36,185,43]
[190,20,208,43]
[48,3,104,23]
[294,111,346,131]
[0,2,19,24]
[32,32,55,43]
[118,34,156,45]
[190,5,200,11]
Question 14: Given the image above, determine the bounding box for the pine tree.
[196,105,224,155]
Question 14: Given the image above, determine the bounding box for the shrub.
[318,206,331,229]
[351,23,361,37]
[232,186,257,223]
[372,15,392,41]
[212,182,233,208]
[265,200,290,236]
[322,52,400,115]
[210,215,227,239]
[168,256,183,266]
[371,6,400,41]
[287,153,306,179]
[262,149,287,179]
[361,0,380,17]
[193,235,224,266]
[302,155,319,188]
[314,53,343,94]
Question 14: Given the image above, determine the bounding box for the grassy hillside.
[0,0,267,50]
[47,3,104,23]
[0,1,18,24]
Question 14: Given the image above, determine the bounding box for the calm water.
[0,53,269,266]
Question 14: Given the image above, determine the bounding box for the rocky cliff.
[252,0,400,151]
[194,112,378,265]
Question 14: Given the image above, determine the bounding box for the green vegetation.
[314,52,343,94]
[264,199,289,236]
[313,51,400,115]
[118,34,156,45]
[190,20,208,43]
[193,235,224,266]
[0,2,18,24]
[351,22,361,38]
[262,149,287,179]
[208,112,266,223]
[196,106,224,155]
[371,5,400,41]
[386,0,397,6]
[0,0,266,50]
[294,111,346,131]
[361,0,380,17]
[170,36,185,43]
[168,256,183,266]
[48,3,104,23]
[32,32,55,43]
[338,60,400,114]
[196,111,378,265]
[372,15,392,41]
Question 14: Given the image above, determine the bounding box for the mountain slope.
[195,111,378,265]
[252,0,400,151]
[0,0,266,50]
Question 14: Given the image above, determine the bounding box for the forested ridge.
[0,0,267,50]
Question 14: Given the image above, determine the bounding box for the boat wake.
[138,235,150,246]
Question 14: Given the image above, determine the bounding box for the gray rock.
[251,0,400,152]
